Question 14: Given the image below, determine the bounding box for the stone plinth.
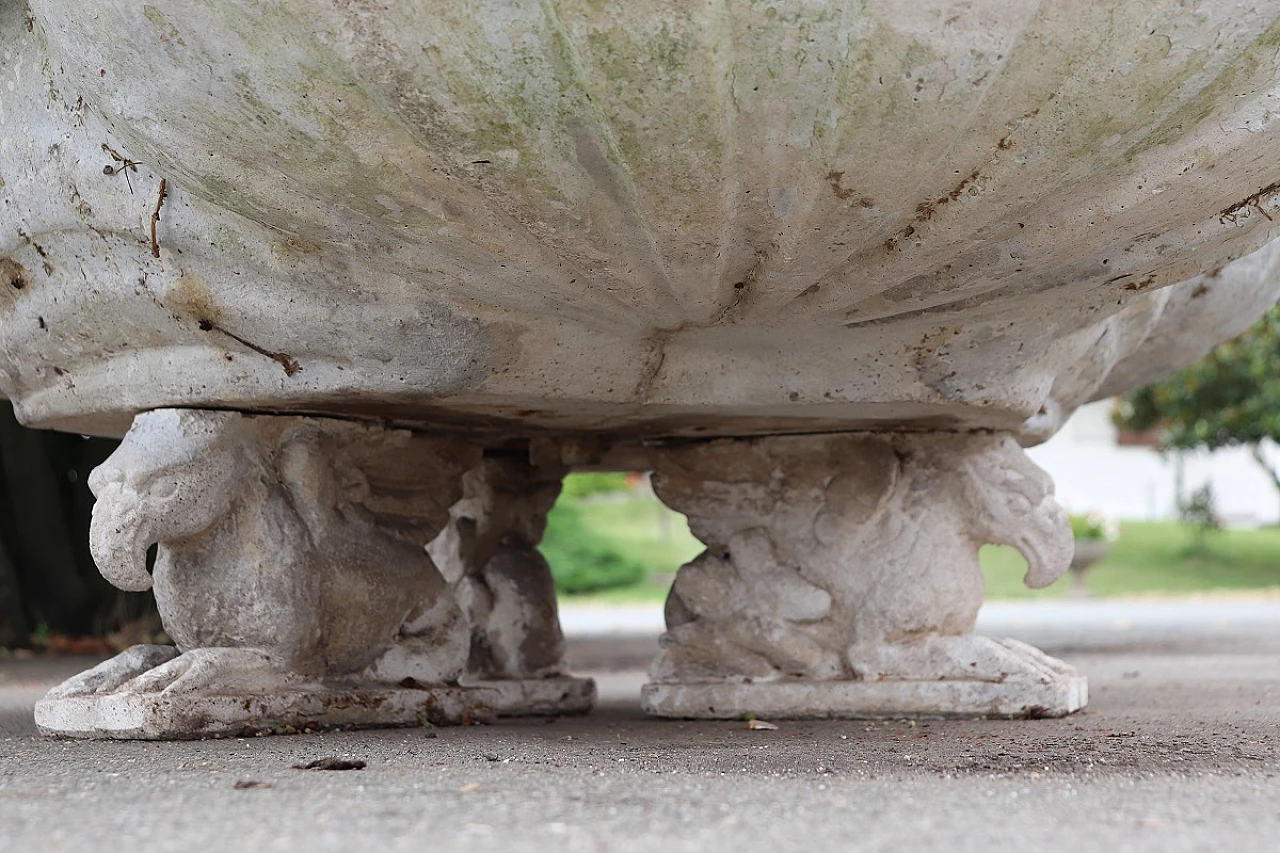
[35,410,592,739]
[641,432,1086,720]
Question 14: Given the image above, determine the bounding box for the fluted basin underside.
[4,1,1280,438]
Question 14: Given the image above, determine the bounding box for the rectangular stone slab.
[461,677,596,717]
[640,675,1088,721]
[37,684,504,740]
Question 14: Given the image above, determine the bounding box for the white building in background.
[1027,400,1280,526]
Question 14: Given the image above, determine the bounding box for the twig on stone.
[150,178,167,259]
[101,143,140,194]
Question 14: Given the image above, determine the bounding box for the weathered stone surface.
[429,454,595,714]
[642,432,1086,719]
[7,2,1280,729]
[1018,239,1280,445]
[90,409,477,678]
[642,652,1088,720]
[35,645,504,739]
[36,411,591,739]
[4,3,1280,439]
[431,456,571,679]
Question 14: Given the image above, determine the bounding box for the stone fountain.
[4,1,1280,738]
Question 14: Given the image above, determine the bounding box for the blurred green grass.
[541,490,1280,603]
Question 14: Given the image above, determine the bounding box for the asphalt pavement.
[2,600,1278,852]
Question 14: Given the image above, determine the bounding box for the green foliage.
[558,472,632,500]
[1069,512,1118,542]
[1177,484,1222,554]
[539,500,647,594]
[1115,305,1280,454]
[981,520,1280,599]
[539,487,702,596]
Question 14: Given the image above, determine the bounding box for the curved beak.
[1011,499,1075,590]
[88,482,157,592]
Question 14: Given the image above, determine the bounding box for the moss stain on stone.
[1131,16,1280,158]
[142,5,186,48]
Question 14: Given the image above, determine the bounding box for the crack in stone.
[635,327,676,403]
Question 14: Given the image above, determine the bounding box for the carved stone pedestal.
[429,454,595,716]
[640,432,1087,720]
[35,410,591,740]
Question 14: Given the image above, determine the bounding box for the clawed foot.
[850,635,1079,684]
[43,645,181,699]
[124,647,315,695]
[46,645,314,699]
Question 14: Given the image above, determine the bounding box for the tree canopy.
[1115,304,1280,492]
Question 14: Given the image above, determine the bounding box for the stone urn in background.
[1069,542,1112,599]
[1067,514,1119,598]
[7,0,1280,737]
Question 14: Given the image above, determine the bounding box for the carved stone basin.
[4,1,1280,438]
[5,2,1280,737]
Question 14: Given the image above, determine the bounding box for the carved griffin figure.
[651,432,1074,685]
[71,409,480,695]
